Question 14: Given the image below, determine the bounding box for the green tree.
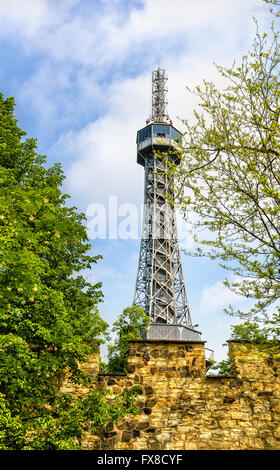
[0,94,139,449]
[106,306,151,373]
[169,4,280,343]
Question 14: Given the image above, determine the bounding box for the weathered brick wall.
[62,340,280,450]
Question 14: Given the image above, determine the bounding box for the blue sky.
[0,0,272,361]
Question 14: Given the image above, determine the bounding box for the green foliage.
[170,5,280,342]
[230,321,272,342]
[106,306,151,373]
[0,386,142,450]
[27,387,141,450]
[264,0,280,10]
[0,94,138,449]
[207,359,232,376]
[228,321,280,356]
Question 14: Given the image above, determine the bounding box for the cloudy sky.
[0,0,272,362]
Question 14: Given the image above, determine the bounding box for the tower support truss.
[133,153,192,326]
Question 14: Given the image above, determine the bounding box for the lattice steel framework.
[147,68,170,124]
[133,69,197,332]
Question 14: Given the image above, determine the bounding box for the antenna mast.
[147,67,170,124]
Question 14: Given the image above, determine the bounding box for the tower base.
[142,323,202,341]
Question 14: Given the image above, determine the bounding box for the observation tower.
[133,68,201,341]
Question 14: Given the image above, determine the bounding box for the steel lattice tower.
[133,68,201,341]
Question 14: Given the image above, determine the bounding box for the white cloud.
[0,0,267,67]
[200,279,246,314]
[195,278,254,361]
[0,0,49,35]
[3,0,269,151]
[54,74,149,208]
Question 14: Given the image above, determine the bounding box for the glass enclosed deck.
[137,123,181,166]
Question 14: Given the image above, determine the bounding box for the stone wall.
[62,340,280,450]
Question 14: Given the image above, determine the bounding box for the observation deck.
[137,122,181,166]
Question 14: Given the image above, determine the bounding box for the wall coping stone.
[98,373,127,377]
[206,375,236,379]
[227,339,280,344]
[127,339,207,345]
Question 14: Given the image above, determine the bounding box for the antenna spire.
[147,68,171,124]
